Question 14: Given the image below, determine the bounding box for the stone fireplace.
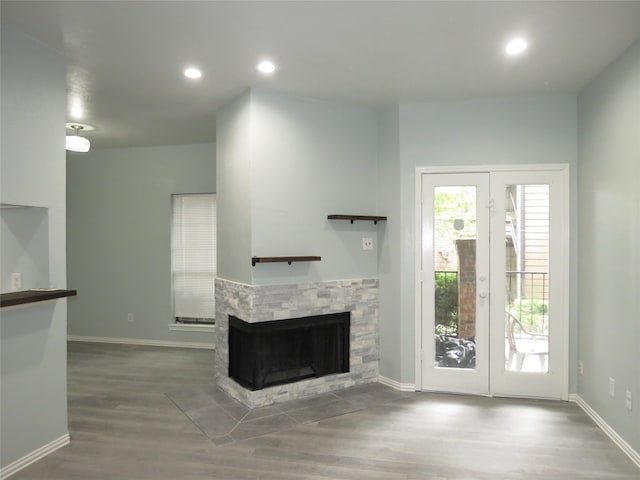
[215,278,379,408]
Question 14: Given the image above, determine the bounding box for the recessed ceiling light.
[257,61,276,74]
[505,38,528,56]
[70,105,84,120]
[184,67,202,79]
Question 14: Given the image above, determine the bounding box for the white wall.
[385,95,579,384]
[67,143,216,345]
[578,38,640,454]
[0,27,68,469]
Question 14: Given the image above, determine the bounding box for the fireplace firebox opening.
[228,312,350,391]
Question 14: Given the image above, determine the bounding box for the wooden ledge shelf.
[327,215,387,224]
[1,289,77,308]
[252,256,321,267]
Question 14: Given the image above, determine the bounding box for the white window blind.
[171,194,216,322]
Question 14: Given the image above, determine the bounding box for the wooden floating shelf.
[252,256,321,267]
[1,289,77,308]
[327,214,387,224]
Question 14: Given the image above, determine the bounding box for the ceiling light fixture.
[65,124,91,153]
[184,67,202,79]
[505,38,528,56]
[257,61,276,74]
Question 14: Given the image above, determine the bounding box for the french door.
[419,167,569,399]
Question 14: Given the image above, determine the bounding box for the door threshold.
[418,389,566,402]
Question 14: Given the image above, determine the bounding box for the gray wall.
[216,90,580,389]
[386,95,579,384]
[249,89,379,285]
[0,27,68,468]
[216,88,380,286]
[216,91,253,285]
[376,106,403,382]
[67,143,216,345]
[577,39,640,453]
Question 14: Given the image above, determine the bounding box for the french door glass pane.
[504,184,550,373]
[433,186,477,369]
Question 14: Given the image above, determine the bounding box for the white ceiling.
[3,1,640,150]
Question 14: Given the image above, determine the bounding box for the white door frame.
[414,164,570,399]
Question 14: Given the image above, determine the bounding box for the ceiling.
[3,1,640,150]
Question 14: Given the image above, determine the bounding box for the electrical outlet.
[362,237,373,250]
[626,390,632,411]
[609,377,615,398]
[127,313,134,323]
[578,360,584,375]
[11,272,22,291]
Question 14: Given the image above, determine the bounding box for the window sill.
[168,323,216,333]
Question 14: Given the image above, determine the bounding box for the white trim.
[415,163,569,175]
[570,394,640,469]
[67,335,215,350]
[414,169,423,391]
[168,323,216,333]
[378,376,416,392]
[0,433,69,480]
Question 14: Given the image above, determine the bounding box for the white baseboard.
[67,335,215,350]
[378,375,416,392]
[570,394,640,469]
[0,433,70,480]
[168,323,215,333]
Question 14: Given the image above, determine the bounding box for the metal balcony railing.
[506,270,549,334]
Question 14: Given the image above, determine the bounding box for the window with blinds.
[171,193,216,324]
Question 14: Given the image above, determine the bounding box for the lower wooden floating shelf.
[1,289,77,308]
[252,256,321,267]
[327,214,387,224]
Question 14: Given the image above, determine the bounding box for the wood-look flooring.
[11,342,639,479]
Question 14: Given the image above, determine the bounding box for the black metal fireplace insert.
[228,312,350,391]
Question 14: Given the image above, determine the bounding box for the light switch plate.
[609,377,615,397]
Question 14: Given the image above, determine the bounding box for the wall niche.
[0,204,50,293]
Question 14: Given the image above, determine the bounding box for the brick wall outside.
[456,239,476,339]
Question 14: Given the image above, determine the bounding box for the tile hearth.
[166,383,411,446]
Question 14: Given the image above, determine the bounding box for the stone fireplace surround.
[215,277,379,408]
